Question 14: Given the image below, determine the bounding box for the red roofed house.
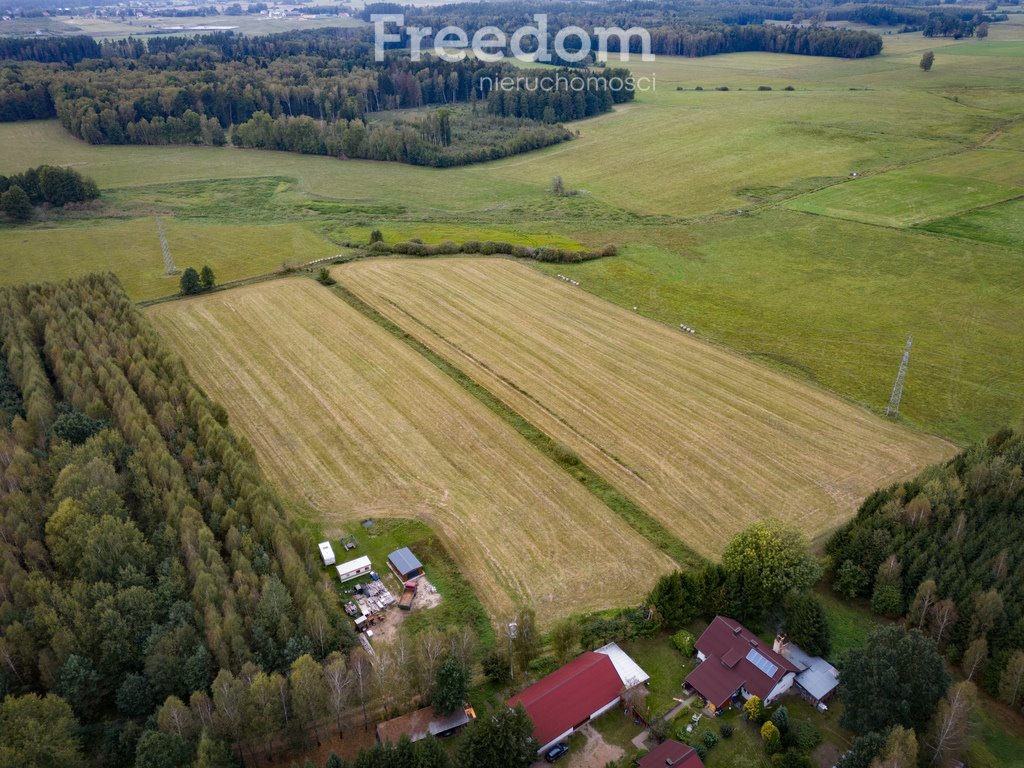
[508,642,649,753]
[637,739,705,768]
[683,616,798,713]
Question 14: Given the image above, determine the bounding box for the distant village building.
[683,616,799,712]
[387,547,424,581]
[508,642,649,754]
[336,555,372,583]
[376,705,475,744]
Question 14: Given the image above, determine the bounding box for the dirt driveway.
[533,725,624,768]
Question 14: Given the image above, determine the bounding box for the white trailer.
[336,555,372,583]
[319,541,336,567]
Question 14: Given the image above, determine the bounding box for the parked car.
[544,743,569,762]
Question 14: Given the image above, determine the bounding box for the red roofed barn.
[508,642,648,753]
[683,616,798,712]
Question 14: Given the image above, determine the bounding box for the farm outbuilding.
[508,642,648,754]
[318,541,336,566]
[388,547,424,581]
[376,705,475,744]
[775,637,839,707]
[336,555,372,583]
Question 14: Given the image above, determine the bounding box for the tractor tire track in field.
[372,294,654,490]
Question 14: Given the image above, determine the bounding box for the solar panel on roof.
[746,648,778,678]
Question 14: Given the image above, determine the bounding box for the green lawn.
[699,709,772,768]
[593,707,646,752]
[968,707,1024,768]
[816,587,883,660]
[620,634,695,718]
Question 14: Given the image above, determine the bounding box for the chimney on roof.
[750,639,758,647]
[773,634,786,654]
[732,626,741,635]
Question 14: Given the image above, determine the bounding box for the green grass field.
[786,169,1021,227]
[920,196,1024,249]
[0,217,337,299]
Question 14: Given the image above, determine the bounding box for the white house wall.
[538,728,574,754]
[589,698,621,721]
[766,672,796,704]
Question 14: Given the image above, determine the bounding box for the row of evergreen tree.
[0,274,354,764]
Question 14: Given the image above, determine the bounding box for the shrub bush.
[671,630,695,656]
[720,723,734,738]
[791,721,821,753]
[758,85,773,91]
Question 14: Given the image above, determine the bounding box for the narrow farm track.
[148,278,675,621]
[337,258,956,558]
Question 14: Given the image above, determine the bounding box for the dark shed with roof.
[388,547,424,580]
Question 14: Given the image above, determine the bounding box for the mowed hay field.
[148,278,674,621]
[337,258,955,558]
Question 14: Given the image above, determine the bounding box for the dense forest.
[0,274,356,763]
[368,1,884,59]
[827,427,1024,711]
[230,109,573,167]
[0,30,632,165]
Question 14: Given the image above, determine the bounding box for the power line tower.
[156,216,178,275]
[886,336,912,417]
